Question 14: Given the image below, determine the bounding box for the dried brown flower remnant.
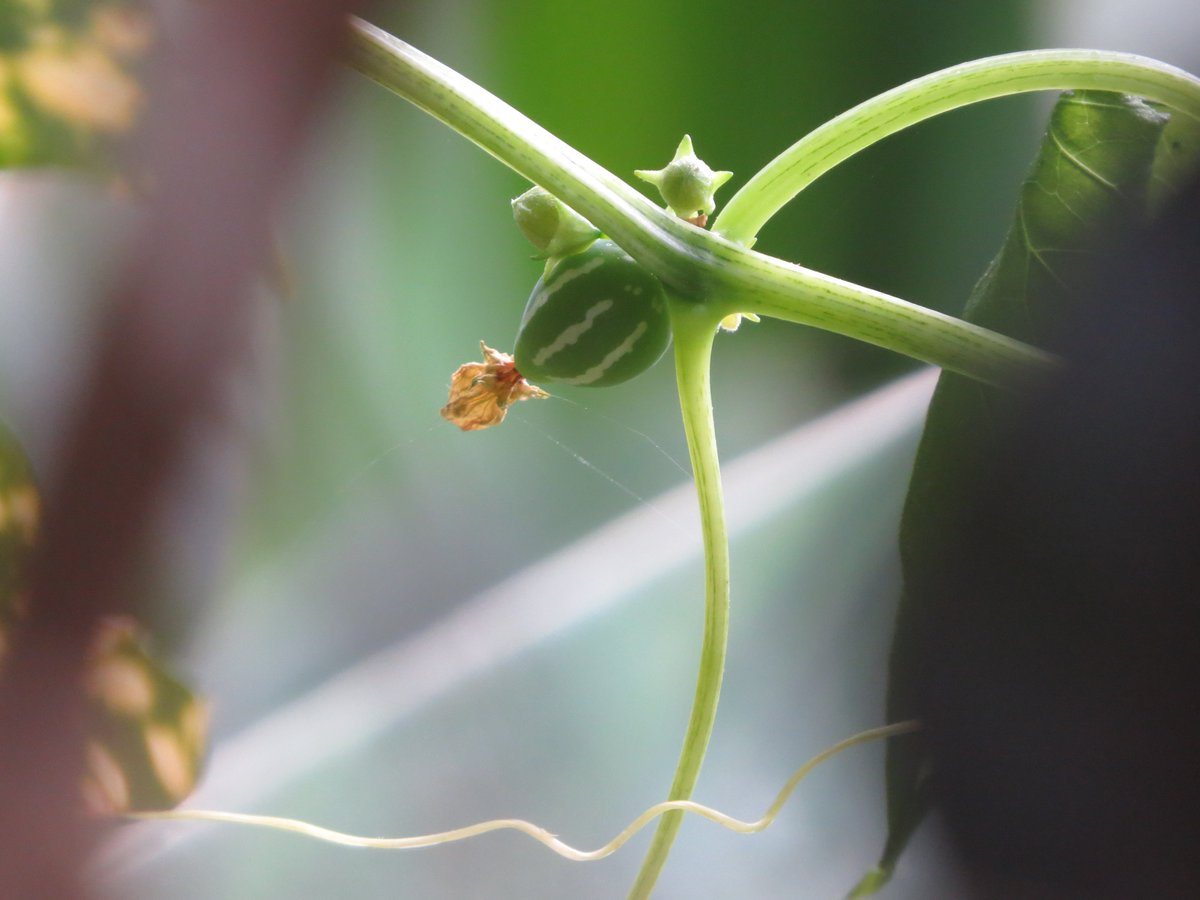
[441,342,549,431]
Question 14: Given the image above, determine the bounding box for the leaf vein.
[1017,201,1069,292]
[1048,122,1125,198]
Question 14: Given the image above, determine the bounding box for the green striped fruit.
[514,240,670,387]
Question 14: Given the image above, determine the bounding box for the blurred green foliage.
[8,1,1197,897]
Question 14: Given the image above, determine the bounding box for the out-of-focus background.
[1,1,1197,897]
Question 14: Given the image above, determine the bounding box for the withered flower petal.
[441,341,548,431]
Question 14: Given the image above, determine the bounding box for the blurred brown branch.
[0,1,365,896]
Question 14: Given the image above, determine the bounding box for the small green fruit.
[514,240,670,387]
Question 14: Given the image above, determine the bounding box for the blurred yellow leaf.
[83,617,210,814]
[0,0,152,169]
[0,420,38,669]
[1,424,206,813]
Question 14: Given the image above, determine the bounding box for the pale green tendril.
[131,722,918,862]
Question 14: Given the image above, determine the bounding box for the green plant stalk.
[703,252,1056,388]
[340,21,1200,896]
[344,19,1056,386]
[626,299,730,900]
[714,49,1200,244]
[345,18,692,284]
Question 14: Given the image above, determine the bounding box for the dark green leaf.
[851,91,1175,897]
[1148,102,1200,211]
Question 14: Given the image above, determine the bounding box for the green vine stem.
[714,49,1200,244]
[339,20,1200,897]
[700,251,1055,388]
[344,19,1056,386]
[345,18,690,283]
[627,299,730,899]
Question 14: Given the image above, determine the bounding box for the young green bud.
[511,186,601,258]
[635,135,733,225]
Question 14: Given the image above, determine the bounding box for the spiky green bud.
[635,135,733,224]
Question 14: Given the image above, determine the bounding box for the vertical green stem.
[628,300,729,899]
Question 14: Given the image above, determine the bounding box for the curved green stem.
[345,19,1056,386]
[345,17,699,290]
[714,49,1200,244]
[627,300,729,899]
